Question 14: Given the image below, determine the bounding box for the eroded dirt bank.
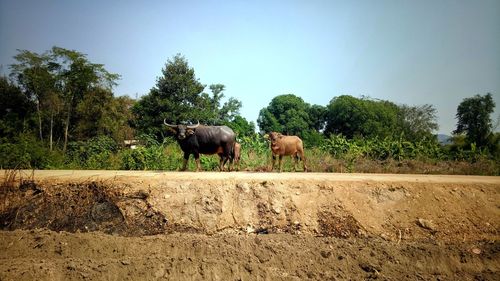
[0,171,499,280]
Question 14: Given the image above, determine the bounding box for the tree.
[257,108,282,133]
[109,96,136,143]
[201,84,243,125]
[133,54,206,138]
[133,54,242,140]
[74,88,114,140]
[226,115,255,139]
[10,47,120,151]
[454,93,495,148]
[398,104,439,140]
[219,97,242,123]
[325,95,400,139]
[74,89,135,144]
[50,47,120,152]
[10,50,57,143]
[308,104,327,131]
[0,76,34,139]
[257,94,312,136]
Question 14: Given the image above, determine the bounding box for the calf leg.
[271,154,276,171]
[293,153,299,171]
[299,150,308,172]
[278,155,284,172]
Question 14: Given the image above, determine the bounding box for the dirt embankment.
[0,170,499,280]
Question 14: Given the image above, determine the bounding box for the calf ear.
[278,133,284,139]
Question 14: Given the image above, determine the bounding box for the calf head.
[269,132,283,144]
[164,120,199,140]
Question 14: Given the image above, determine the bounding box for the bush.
[119,136,183,170]
[65,136,118,169]
[0,134,51,169]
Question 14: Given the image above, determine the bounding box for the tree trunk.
[49,110,54,151]
[36,99,43,142]
[63,102,71,153]
[63,94,73,153]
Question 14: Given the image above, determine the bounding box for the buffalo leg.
[194,152,202,172]
[222,155,232,171]
[182,152,190,171]
[222,144,233,171]
[219,155,225,171]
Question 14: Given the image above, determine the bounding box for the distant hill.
[436,134,452,145]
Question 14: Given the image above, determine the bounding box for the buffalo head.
[164,120,200,140]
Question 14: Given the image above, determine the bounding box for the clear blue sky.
[1,0,499,134]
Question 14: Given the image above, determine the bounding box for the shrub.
[0,134,51,169]
[65,136,118,169]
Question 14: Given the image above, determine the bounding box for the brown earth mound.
[1,181,166,236]
[0,170,499,280]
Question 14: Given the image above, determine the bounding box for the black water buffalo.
[164,120,236,171]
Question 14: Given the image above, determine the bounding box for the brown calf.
[268,132,307,172]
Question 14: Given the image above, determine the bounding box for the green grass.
[1,134,498,175]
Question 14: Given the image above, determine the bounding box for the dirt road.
[1,170,499,280]
[12,169,500,183]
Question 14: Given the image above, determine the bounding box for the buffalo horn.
[187,121,200,129]
[163,119,178,128]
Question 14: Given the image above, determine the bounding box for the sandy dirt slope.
[1,170,499,280]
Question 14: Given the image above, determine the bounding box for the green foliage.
[132,54,208,138]
[65,136,118,169]
[74,88,134,143]
[75,88,113,139]
[119,136,185,170]
[133,54,244,140]
[257,108,282,133]
[8,46,122,152]
[301,130,326,148]
[325,95,400,139]
[398,104,439,140]
[257,94,324,137]
[0,133,52,169]
[206,84,243,125]
[309,104,327,131]
[454,93,495,148]
[2,48,498,175]
[238,134,270,169]
[226,115,256,139]
[321,134,444,161]
[0,76,34,139]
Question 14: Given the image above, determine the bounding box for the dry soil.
[0,170,499,280]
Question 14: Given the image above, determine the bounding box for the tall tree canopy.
[398,104,439,140]
[9,49,57,143]
[0,76,33,139]
[454,93,495,147]
[132,54,245,139]
[325,95,440,141]
[325,95,400,139]
[9,47,123,150]
[257,94,324,137]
